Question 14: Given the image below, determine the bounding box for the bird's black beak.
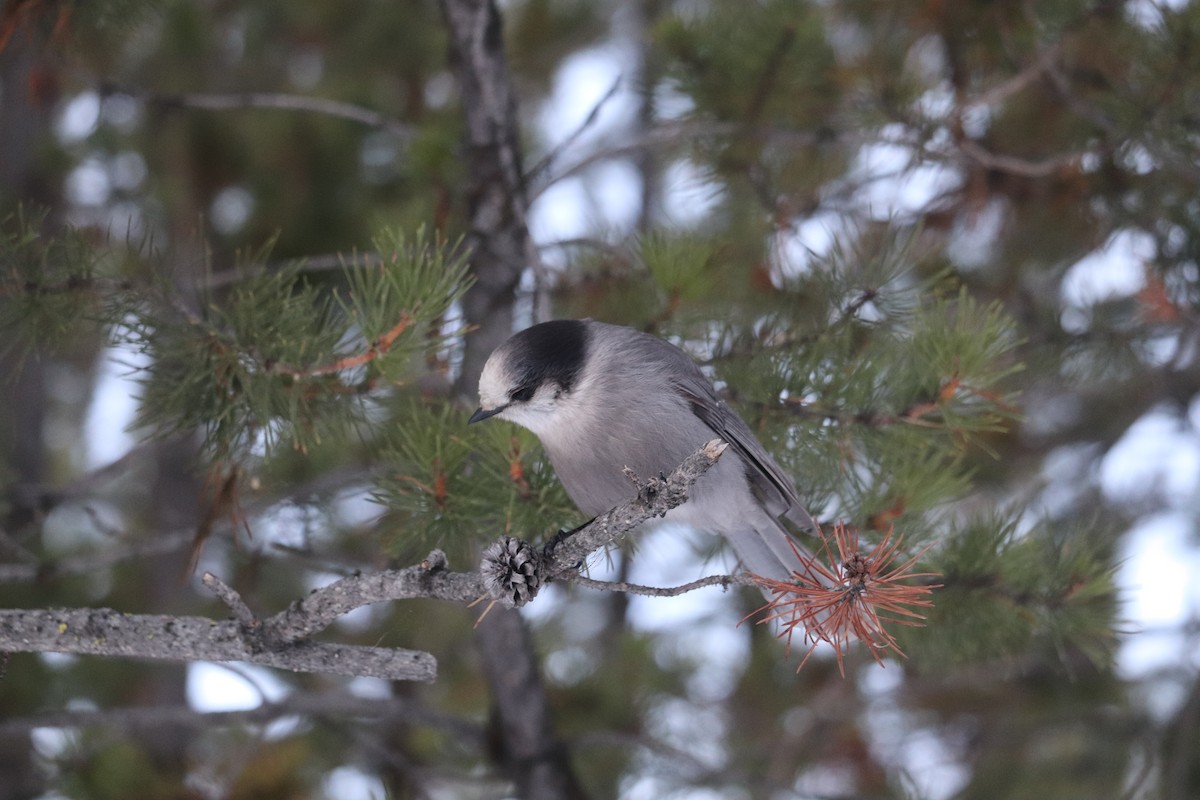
[469,405,506,424]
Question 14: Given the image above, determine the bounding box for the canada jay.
[469,319,815,582]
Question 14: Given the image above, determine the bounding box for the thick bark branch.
[544,439,728,580]
[259,551,486,644]
[0,606,437,682]
[0,442,723,686]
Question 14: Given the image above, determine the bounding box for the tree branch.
[99,85,418,140]
[0,442,726,684]
[543,439,728,580]
[0,463,374,585]
[562,571,754,598]
[258,550,486,644]
[955,137,1085,179]
[0,690,483,743]
[0,606,437,682]
[526,76,623,183]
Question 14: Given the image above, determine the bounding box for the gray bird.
[469,319,815,582]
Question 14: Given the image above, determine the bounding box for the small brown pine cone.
[481,536,542,607]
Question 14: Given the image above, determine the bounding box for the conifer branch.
[0,692,484,742]
[479,439,729,605]
[743,24,797,124]
[258,550,487,644]
[0,444,728,681]
[0,274,134,297]
[274,311,414,379]
[955,138,1085,179]
[0,606,438,682]
[541,439,729,580]
[201,572,257,629]
[562,571,755,597]
[963,38,1066,112]
[748,522,941,675]
[0,529,192,584]
[526,77,623,182]
[99,84,418,140]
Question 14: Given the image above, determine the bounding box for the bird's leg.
[542,516,595,566]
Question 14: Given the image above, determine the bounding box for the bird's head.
[469,320,591,438]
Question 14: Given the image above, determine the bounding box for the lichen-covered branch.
[259,550,486,644]
[543,439,728,579]
[561,571,753,598]
[0,607,437,682]
[0,442,725,684]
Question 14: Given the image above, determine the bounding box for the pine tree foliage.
[374,402,578,559]
[0,209,117,357]
[4,220,470,462]
[611,228,1023,543]
[2,0,1197,797]
[909,513,1120,669]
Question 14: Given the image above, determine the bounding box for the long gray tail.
[724,510,812,584]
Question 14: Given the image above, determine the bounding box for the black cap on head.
[506,320,589,398]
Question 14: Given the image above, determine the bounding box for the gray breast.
[540,334,746,518]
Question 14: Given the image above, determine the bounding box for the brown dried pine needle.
[748,522,941,676]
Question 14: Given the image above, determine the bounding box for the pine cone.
[481,536,542,607]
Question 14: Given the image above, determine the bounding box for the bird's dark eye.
[510,385,535,403]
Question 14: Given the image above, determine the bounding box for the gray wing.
[667,365,817,533]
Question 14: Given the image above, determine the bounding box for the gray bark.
[0,23,58,800]
[441,0,534,398]
[437,0,585,797]
[0,606,438,682]
[0,441,722,700]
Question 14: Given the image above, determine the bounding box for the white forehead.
[477,350,512,409]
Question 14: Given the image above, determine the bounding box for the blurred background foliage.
[1,0,1198,798]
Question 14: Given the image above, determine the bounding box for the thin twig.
[526,76,623,182]
[274,312,413,379]
[199,252,384,291]
[561,571,755,597]
[956,138,1085,179]
[964,39,1065,111]
[0,275,134,298]
[202,572,258,629]
[743,25,797,124]
[529,120,825,200]
[100,85,417,140]
[0,692,483,742]
[0,529,195,582]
